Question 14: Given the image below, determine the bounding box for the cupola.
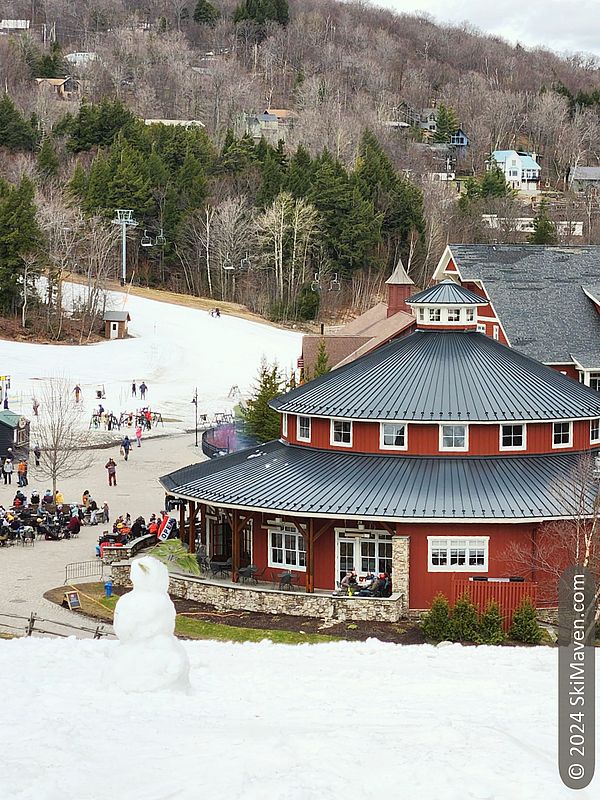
[406,279,487,330]
[385,259,415,317]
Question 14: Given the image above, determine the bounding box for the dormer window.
[428,307,441,322]
[553,421,572,448]
[447,308,461,322]
[418,308,425,322]
[439,424,468,451]
[331,420,352,447]
[282,413,288,437]
[591,418,600,444]
[466,308,475,322]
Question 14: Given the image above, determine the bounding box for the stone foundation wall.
[102,534,156,564]
[111,561,406,622]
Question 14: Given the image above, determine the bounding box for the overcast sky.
[376,0,600,57]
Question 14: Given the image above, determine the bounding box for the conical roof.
[385,259,414,286]
[406,279,486,305]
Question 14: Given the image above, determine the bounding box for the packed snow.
[1,635,598,800]
[0,284,301,431]
[109,557,190,693]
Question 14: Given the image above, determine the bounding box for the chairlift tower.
[112,209,138,285]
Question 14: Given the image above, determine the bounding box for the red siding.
[405,522,539,609]
[451,578,538,631]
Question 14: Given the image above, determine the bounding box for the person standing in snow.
[32,397,39,416]
[121,435,132,461]
[33,445,41,466]
[105,458,117,486]
[3,458,13,485]
[139,382,147,400]
[102,502,110,523]
[73,384,81,403]
[135,425,142,447]
[131,380,137,397]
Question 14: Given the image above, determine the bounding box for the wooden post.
[188,500,196,554]
[199,503,206,547]
[306,518,315,594]
[179,501,185,546]
[231,508,240,582]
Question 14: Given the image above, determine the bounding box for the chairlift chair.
[222,257,234,271]
[310,272,321,292]
[155,229,166,246]
[329,272,341,292]
[140,230,153,247]
[240,256,251,271]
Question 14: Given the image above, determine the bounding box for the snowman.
[107,555,191,693]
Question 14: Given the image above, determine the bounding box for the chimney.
[385,259,415,317]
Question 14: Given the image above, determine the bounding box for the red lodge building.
[161,278,600,613]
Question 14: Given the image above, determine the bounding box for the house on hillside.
[35,77,79,100]
[488,150,541,195]
[237,108,296,144]
[144,119,205,129]
[433,244,600,384]
[301,261,417,375]
[568,165,600,194]
[0,19,30,34]
[161,279,600,620]
[405,106,470,155]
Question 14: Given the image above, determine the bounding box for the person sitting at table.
[66,514,81,538]
[30,489,40,505]
[340,570,359,594]
[42,489,53,505]
[13,489,27,508]
[82,490,90,507]
[55,489,64,504]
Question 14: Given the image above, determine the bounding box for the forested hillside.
[1,0,600,327]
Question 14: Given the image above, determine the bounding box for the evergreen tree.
[243,359,284,442]
[433,103,458,143]
[450,593,479,642]
[68,162,87,199]
[37,136,60,180]
[107,141,154,218]
[476,601,506,645]
[287,144,313,198]
[256,149,286,208]
[234,0,289,25]
[0,177,41,314]
[177,149,207,210]
[83,154,111,215]
[529,200,557,244]
[295,283,319,320]
[0,94,38,152]
[422,593,453,642]
[336,184,382,272]
[193,0,221,26]
[35,42,65,77]
[219,133,257,173]
[509,599,543,644]
[313,338,330,377]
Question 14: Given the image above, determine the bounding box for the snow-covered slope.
[0,286,301,430]
[1,637,597,800]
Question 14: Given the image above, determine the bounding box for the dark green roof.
[0,410,20,428]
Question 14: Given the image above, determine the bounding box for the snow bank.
[0,284,301,433]
[1,637,597,800]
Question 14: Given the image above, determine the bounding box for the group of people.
[95,510,171,556]
[336,569,392,598]
[209,308,221,318]
[131,380,148,400]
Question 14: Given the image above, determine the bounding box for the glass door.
[338,539,355,582]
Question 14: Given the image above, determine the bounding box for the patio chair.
[277,572,294,591]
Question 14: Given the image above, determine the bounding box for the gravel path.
[0,433,205,638]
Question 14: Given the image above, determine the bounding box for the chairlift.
[310,272,321,292]
[140,230,153,247]
[240,256,251,271]
[329,272,341,292]
[155,229,166,246]
[222,257,234,271]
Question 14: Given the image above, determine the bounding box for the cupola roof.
[406,279,486,306]
[385,258,414,286]
[271,330,600,422]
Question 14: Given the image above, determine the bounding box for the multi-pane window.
[282,413,288,437]
[331,420,352,446]
[297,416,311,442]
[359,538,392,574]
[440,424,467,450]
[428,307,441,322]
[381,422,407,449]
[500,424,525,450]
[591,418,600,443]
[466,308,475,322]
[477,323,486,333]
[590,373,600,392]
[429,538,488,572]
[553,421,572,447]
[269,525,306,571]
[447,308,461,322]
[418,308,425,322]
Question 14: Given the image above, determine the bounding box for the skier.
[132,380,137,397]
[121,435,132,461]
[139,382,147,400]
[105,458,117,486]
[73,384,81,403]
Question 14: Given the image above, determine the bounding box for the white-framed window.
[331,419,352,447]
[553,421,573,448]
[282,413,288,437]
[590,373,600,392]
[336,530,392,582]
[269,524,306,571]
[447,308,461,322]
[500,423,526,451]
[428,536,489,572]
[476,323,486,333]
[439,424,468,451]
[591,418,600,444]
[428,307,441,322]
[418,307,425,322]
[380,422,407,450]
[493,325,499,340]
[466,308,475,322]
[297,416,311,442]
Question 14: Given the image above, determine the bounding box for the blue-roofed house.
[488,150,541,195]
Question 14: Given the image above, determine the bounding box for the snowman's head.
[130,556,169,594]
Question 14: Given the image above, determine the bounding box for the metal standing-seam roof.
[271,330,600,421]
[103,310,131,322]
[159,440,597,522]
[446,244,600,367]
[405,280,487,306]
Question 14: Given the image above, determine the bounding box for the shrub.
[422,593,452,641]
[450,593,479,642]
[476,601,506,645]
[509,598,543,644]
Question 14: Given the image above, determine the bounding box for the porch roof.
[160,440,596,522]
